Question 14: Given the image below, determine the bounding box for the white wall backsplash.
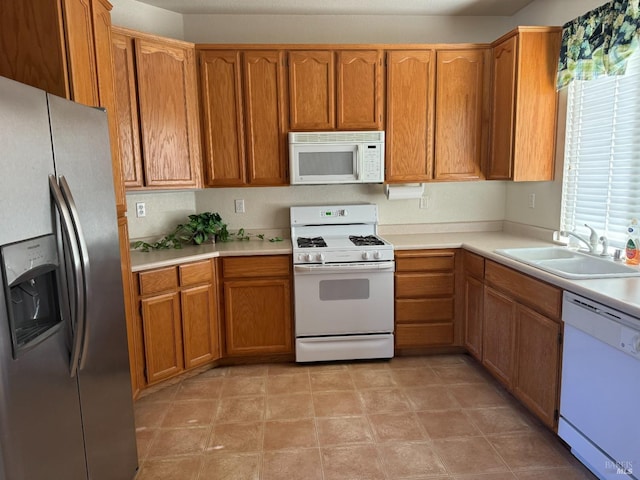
[110,0,184,38]
[126,191,197,239]
[183,14,511,43]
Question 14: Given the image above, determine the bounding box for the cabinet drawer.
[222,255,290,278]
[463,250,484,279]
[139,267,178,295]
[396,323,454,347]
[179,260,213,286]
[485,260,561,320]
[395,252,455,272]
[396,298,454,323]
[395,273,454,298]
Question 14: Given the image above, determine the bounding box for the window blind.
[561,51,640,249]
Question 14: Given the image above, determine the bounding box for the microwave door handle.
[354,145,360,180]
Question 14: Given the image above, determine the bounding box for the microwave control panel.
[360,144,384,181]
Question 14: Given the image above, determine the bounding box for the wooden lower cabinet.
[220,256,293,357]
[141,291,183,383]
[135,259,219,386]
[476,258,563,430]
[394,249,458,349]
[463,250,484,360]
[482,286,516,387]
[514,305,561,428]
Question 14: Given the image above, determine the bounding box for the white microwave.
[289,131,385,185]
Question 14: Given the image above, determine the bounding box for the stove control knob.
[373,251,382,260]
[362,251,370,260]
[304,253,313,262]
[632,334,640,353]
[316,253,325,262]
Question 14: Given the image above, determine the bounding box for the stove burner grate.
[297,236,327,248]
[349,235,385,246]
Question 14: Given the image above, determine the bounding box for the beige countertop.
[130,231,640,319]
[129,239,293,272]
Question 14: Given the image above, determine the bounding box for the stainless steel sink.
[495,247,640,279]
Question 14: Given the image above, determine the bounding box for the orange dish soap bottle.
[625,219,640,265]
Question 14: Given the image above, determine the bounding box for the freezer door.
[47,94,138,479]
[0,78,87,479]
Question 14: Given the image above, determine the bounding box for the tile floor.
[133,354,596,480]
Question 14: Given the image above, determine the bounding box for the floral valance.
[557,0,640,90]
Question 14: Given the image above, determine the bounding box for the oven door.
[293,262,394,336]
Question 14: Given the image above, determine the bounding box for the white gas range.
[290,204,395,362]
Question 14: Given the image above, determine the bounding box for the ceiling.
[134,0,536,16]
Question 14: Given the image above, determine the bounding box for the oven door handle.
[294,262,395,274]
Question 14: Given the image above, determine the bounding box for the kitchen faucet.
[560,224,600,254]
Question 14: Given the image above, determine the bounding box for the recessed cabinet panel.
[386,50,435,182]
[434,49,487,180]
[112,32,143,187]
[135,38,200,186]
[243,51,288,184]
[288,51,335,130]
[200,50,245,186]
[337,50,383,129]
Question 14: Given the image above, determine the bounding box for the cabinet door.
[336,50,383,130]
[91,0,125,214]
[200,50,246,186]
[141,292,183,384]
[61,0,99,106]
[135,37,201,188]
[511,30,560,181]
[224,278,292,356]
[386,50,435,182]
[181,284,219,369]
[482,286,516,388]
[111,31,143,188]
[434,49,487,180]
[0,0,69,98]
[464,275,484,360]
[288,51,335,130]
[243,50,288,185]
[514,305,560,429]
[488,35,516,180]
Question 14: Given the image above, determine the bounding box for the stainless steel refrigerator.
[0,76,138,479]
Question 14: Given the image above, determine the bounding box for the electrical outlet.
[420,196,429,209]
[528,193,536,209]
[136,202,146,218]
[234,199,245,213]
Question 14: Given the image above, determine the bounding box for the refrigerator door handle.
[58,176,91,372]
[49,175,85,377]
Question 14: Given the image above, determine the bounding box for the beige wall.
[119,0,606,240]
[502,0,604,231]
[110,0,184,38]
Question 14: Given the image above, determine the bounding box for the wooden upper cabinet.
[488,36,517,180]
[243,51,288,185]
[199,49,288,186]
[91,0,125,213]
[288,50,335,130]
[62,0,99,106]
[111,31,143,188]
[134,36,201,188]
[386,50,435,182]
[336,50,383,129]
[488,27,561,181]
[434,49,488,181]
[199,50,246,186]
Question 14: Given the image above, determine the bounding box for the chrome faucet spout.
[560,230,597,253]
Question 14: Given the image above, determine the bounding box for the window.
[561,51,640,249]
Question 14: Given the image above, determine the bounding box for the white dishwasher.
[559,292,640,480]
